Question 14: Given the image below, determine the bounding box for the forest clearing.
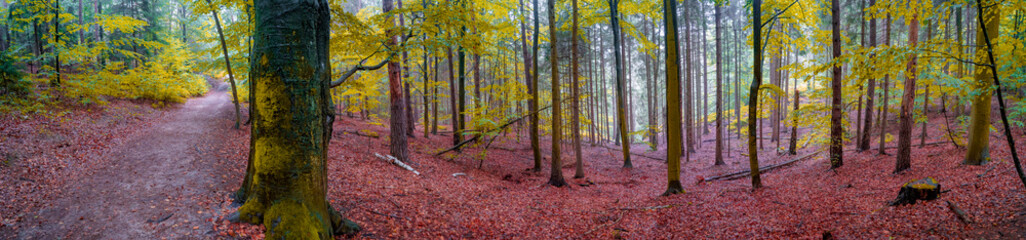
[2,0,1026,238]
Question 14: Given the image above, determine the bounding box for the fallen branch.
[705,151,821,182]
[946,201,972,224]
[617,205,672,211]
[597,145,665,161]
[374,153,420,175]
[339,130,379,138]
[582,210,625,236]
[845,141,945,152]
[436,104,558,156]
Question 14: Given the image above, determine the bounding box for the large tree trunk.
[571,0,584,179]
[610,0,632,168]
[206,0,243,129]
[386,0,410,162]
[235,0,359,237]
[748,0,763,189]
[714,1,724,166]
[964,0,999,165]
[859,0,878,151]
[895,13,919,173]
[662,0,684,195]
[547,0,566,187]
[828,0,843,169]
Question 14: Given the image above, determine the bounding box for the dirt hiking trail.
[14,84,237,239]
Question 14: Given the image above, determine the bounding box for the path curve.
[16,84,238,239]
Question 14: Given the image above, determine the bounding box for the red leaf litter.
[210,114,1026,239]
[2,98,1023,239]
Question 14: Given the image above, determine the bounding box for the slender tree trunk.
[828,0,844,169]
[570,0,585,178]
[789,90,799,155]
[448,47,459,145]
[683,1,695,155]
[895,13,919,173]
[423,46,431,138]
[457,2,467,145]
[53,0,60,87]
[734,24,741,141]
[610,0,632,167]
[714,2,724,165]
[748,0,763,189]
[859,0,878,151]
[207,1,243,129]
[546,0,566,187]
[530,0,542,172]
[878,15,892,155]
[700,4,709,136]
[399,0,415,138]
[432,56,439,134]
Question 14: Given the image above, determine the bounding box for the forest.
[1,0,1025,238]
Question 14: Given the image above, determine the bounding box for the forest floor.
[2,85,1026,239]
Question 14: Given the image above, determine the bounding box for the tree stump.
[889,177,941,206]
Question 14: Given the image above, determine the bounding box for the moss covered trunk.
[234,0,357,238]
[662,0,684,195]
[964,1,999,165]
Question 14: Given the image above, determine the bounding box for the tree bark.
[964,0,998,165]
[858,0,878,151]
[662,0,684,195]
[571,0,584,179]
[878,15,892,155]
[235,0,359,237]
[748,0,763,189]
[829,0,844,169]
[207,0,243,129]
[528,0,542,172]
[610,0,632,168]
[789,90,799,155]
[714,2,724,165]
[386,0,409,162]
[547,0,566,187]
[895,13,919,173]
